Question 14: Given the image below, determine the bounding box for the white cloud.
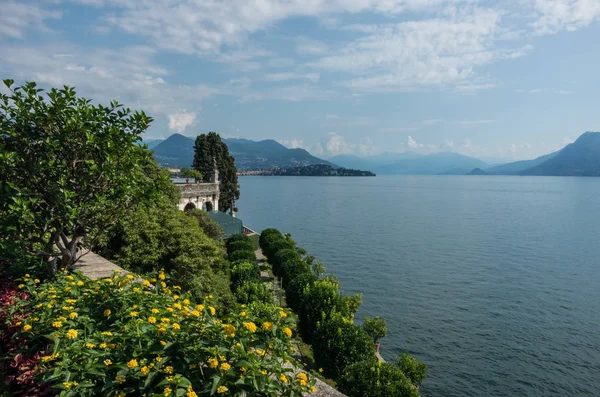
[0,1,61,39]
[264,72,320,83]
[562,136,575,145]
[322,133,378,156]
[407,136,423,149]
[168,112,197,133]
[532,0,600,34]
[279,138,305,149]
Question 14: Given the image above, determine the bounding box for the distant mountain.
[485,151,559,175]
[468,167,488,175]
[142,139,164,149]
[521,132,600,176]
[327,154,379,171]
[152,133,334,170]
[376,152,488,175]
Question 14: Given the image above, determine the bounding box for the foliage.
[192,132,239,213]
[0,81,154,271]
[362,316,387,343]
[337,360,420,397]
[227,240,254,253]
[263,237,295,264]
[279,259,311,288]
[99,203,234,309]
[284,273,317,313]
[185,209,224,241]
[3,270,316,396]
[226,234,252,249]
[180,168,203,181]
[312,319,376,380]
[396,353,428,385]
[230,262,261,290]
[234,282,273,305]
[271,249,302,276]
[298,279,361,343]
[259,229,282,249]
[228,250,257,264]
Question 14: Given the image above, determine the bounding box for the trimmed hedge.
[283,272,316,313]
[280,259,311,288]
[234,281,273,304]
[228,240,254,253]
[228,249,257,264]
[259,228,282,249]
[231,261,261,289]
[337,360,420,397]
[272,249,302,275]
[226,233,251,249]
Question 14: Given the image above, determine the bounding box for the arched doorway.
[183,202,196,212]
[204,201,214,212]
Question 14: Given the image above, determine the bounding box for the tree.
[396,353,428,385]
[231,261,261,289]
[0,81,153,272]
[185,209,224,240]
[180,168,203,181]
[362,316,387,344]
[234,282,273,305]
[192,132,239,213]
[312,318,376,380]
[337,360,420,397]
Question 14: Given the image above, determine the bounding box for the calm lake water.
[236,175,600,397]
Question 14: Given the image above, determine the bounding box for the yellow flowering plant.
[9,270,315,396]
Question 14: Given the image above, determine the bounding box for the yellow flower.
[165,365,173,374]
[148,316,157,324]
[217,386,228,394]
[22,324,32,332]
[115,375,126,384]
[85,343,95,349]
[130,311,139,317]
[207,357,218,368]
[243,322,257,333]
[69,312,78,320]
[261,370,267,375]
[104,309,111,317]
[101,331,112,336]
[66,329,78,339]
[163,386,172,396]
[183,299,190,305]
[159,272,166,280]
[76,281,84,287]
[161,282,167,288]
[104,359,112,366]
[158,326,167,334]
[240,311,247,317]
[319,368,323,373]
[311,386,317,393]
[63,381,72,389]
[52,321,63,328]
[173,303,182,310]
[279,374,288,383]
[283,327,292,337]
[196,304,204,311]
[279,311,287,318]
[160,317,170,323]
[186,385,198,397]
[99,343,107,349]
[17,284,25,289]
[263,322,273,331]
[127,359,138,369]
[156,356,163,363]
[126,274,134,280]
[34,279,40,283]
[296,373,309,386]
[152,308,160,314]
[220,362,231,371]
[191,310,200,317]
[140,365,150,375]
[172,323,180,330]
[160,340,167,346]
[209,307,216,316]
[223,324,236,337]
[166,308,174,313]
[117,392,127,397]
[143,280,151,287]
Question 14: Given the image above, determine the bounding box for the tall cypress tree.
[192,132,240,213]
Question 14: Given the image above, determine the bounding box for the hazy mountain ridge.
[152,134,334,169]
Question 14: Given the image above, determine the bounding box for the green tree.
[234,282,273,305]
[396,353,428,385]
[180,168,203,181]
[337,360,420,397]
[231,261,261,289]
[0,81,153,272]
[312,318,376,380]
[259,228,282,248]
[272,248,302,275]
[284,272,317,313]
[280,259,311,288]
[185,209,224,240]
[192,132,239,213]
[362,316,387,344]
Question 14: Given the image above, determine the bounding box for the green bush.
[283,272,316,313]
[226,234,252,249]
[185,209,225,240]
[262,236,295,262]
[228,249,257,264]
[259,228,282,249]
[312,318,376,380]
[279,259,311,288]
[231,262,261,289]
[396,353,428,385]
[234,282,273,305]
[362,316,387,343]
[227,240,254,253]
[7,271,315,396]
[337,360,420,397]
[272,249,302,276]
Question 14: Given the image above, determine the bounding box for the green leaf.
[210,376,221,395]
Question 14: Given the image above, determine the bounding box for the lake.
[236,175,600,397]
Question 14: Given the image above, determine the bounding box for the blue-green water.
[237,175,600,397]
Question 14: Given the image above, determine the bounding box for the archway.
[183,202,196,212]
[204,201,214,212]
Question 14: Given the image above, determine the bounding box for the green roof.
[206,211,243,238]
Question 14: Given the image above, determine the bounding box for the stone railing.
[175,182,219,198]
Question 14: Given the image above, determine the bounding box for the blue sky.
[1,0,599,161]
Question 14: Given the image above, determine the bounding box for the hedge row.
[225,235,272,305]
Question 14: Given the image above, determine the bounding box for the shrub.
[259,228,282,249]
[234,282,273,305]
[262,236,295,262]
[396,353,428,385]
[228,249,257,264]
[272,249,302,276]
[283,272,316,313]
[186,209,225,240]
[362,316,387,343]
[312,318,376,380]
[227,240,254,253]
[337,360,420,397]
[231,262,261,289]
[280,259,311,288]
[6,271,316,396]
[226,233,252,249]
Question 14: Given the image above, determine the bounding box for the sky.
[1,1,599,161]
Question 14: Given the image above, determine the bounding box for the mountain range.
[149,134,334,170]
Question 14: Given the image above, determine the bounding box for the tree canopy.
[0,81,155,271]
[192,132,239,213]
